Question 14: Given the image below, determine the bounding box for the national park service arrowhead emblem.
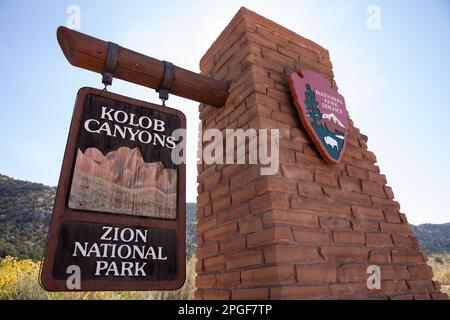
[288,70,349,163]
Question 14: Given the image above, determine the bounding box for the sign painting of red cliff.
[69,146,177,219]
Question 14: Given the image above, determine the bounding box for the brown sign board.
[40,87,186,291]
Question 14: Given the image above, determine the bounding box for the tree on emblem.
[304,83,322,127]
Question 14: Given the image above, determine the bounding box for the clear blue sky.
[0,0,449,224]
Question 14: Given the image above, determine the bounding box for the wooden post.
[57,26,229,107]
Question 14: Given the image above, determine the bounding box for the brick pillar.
[195,7,447,300]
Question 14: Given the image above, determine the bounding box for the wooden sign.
[288,70,349,163]
[40,87,186,291]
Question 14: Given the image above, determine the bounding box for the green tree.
[304,83,322,126]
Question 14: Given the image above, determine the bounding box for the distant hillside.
[0,174,55,259]
[0,173,449,260]
[413,223,450,255]
[0,173,197,260]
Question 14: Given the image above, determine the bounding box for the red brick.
[378,280,408,294]
[298,182,323,198]
[380,223,412,235]
[194,290,203,300]
[264,246,323,263]
[323,188,371,206]
[250,192,290,214]
[239,217,263,234]
[321,246,368,262]
[226,250,262,269]
[223,164,247,178]
[433,280,441,291]
[352,220,380,232]
[384,186,395,199]
[346,165,368,179]
[291,196,352,216]
[197,215,217,233]
[362,150,377,163]
[247,226,293,247]
[371,197,400,210]
[281,164,313,181]
[407,279,435,292]
[195,258,203,273]
[204,223,238,241]
[296,264,337,284]
[216,272,240,288]
[197,192,211,207]
[263,210,318,227]
[220,237,246,254]
[339,176,361,193]
[368,172,387,184]
[291,127,309,144]
[302,143,320,156]
[203,204,212,217]
[391,249,424,264]
[337,263,369,282]
[319,217,351,230]
[270,286,329,299]
[256,176,298,195]
[293,227,331,244]
[230,165,262,190]
[196,274,217,289]
[352,206,385,221]
[344,144,363,159]
[366,233,393,248]
[204,255,226,272]
[231,185,256,205]
[210,184,229,200]
[232,288,269,300]
[272,110,298,127]
[242,266,294,285]
[408,265,434,279]
[390,294,414,300]
[218,203,249,223]
[369,250,391,264]
[362,180,386,197]
[431,293,449,300]
[392,234,419,249]
[330,283,368,298]
[279,148,296,163]
[202,290,230,300]
[203,172,222,189]
[333,231,365,244]
[384,211,402,223]
[197,243,219,258]
[213,196,230,214]
[315,171,338,187]
[344,155,380,172]
[380,265,409,280]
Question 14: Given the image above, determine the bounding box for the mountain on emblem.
[288,70,349,163]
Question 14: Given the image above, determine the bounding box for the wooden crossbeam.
[57,26,229,107]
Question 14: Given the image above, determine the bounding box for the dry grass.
[0,256,196,300]
[427,253,450,297]
[2,253,450,300]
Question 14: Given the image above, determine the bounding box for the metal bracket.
[102,42,119,89]
[157,61,175,105]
